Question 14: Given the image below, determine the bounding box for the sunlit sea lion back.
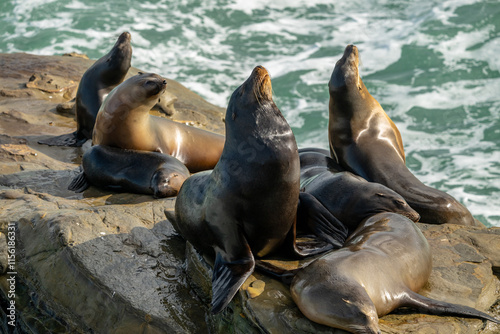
[328,45,476,226]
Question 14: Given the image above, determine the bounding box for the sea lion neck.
[100,32,132,85]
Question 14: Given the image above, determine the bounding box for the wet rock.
[0,189,208,333]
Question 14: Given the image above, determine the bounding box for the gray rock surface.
[0,53,499,334]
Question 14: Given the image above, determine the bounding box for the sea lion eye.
[395,199,407,206]
[376,193,386,198]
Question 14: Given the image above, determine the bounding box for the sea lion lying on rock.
[298,148,420,234]
[68,145,190,198]
[291,212,499,334]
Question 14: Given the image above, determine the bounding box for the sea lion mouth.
[252,65,272,102]
[402,210,420,222]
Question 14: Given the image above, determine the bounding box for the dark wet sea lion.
[39,32,132,147]
[328,44,476,226]
[298,148,419,234]
[291,212,500,334]
[68,145,190,198]
[173,66,346,314]
[93,73,225,173]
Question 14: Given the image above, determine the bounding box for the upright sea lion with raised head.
[68,145,190,198]
[39,32,132,146]
[291,212,500,334]
[92,72,225,172]
[328,45,476,226]
[173,66,346,314]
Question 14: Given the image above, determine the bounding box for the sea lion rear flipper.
[211,249,255,314]
[68,171,90,192]
[297,192,348,248]
[38,132,87,147]
[402,290,500,324]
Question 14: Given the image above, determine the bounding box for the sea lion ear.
[138,71,143,75]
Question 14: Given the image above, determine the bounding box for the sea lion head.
[151,169,188,198]
[328,44,362,94]
[225,65,288,143]
[117,73,167,109]
[227,65,273,117]
[101,31,132,84]
[370,185,420,222]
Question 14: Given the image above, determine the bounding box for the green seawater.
[0,0,499,226]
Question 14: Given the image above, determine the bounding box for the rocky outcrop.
[0,53,499,333]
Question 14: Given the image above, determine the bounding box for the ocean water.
[0,0,499,226]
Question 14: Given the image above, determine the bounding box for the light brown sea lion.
[173,66,346,314]
[92,72,225,172]
[291,212,500,334]
[328,44,476,226]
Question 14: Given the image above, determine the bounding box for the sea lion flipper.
[297,192,348,248]
[403,290,500,324]
[68,171,90,193]
[211,250,255,314]
[38,132,87,147]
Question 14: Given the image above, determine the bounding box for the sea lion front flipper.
[38,131,87,147]
[297,192,348,248]
[211,248,255,314]
[285,217,334,258]
[68,171,90,192]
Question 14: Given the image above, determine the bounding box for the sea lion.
[93,72,225,172]
[68,145,189,198]
[328,44,476,226]
[291,212,500,334]
[39,32,132,147]
[173,66,346,314]
[298,148,420,234]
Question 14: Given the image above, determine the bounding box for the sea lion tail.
[402,290,500,324]
[68,171,90,193]
[38,131,87,147]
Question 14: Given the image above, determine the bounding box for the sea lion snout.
[252,65,272,100]
[118,31,131,43]
[142,76,167,96]
[394,199,420,222]
[152,171,187,198]
[236,65,272,103]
